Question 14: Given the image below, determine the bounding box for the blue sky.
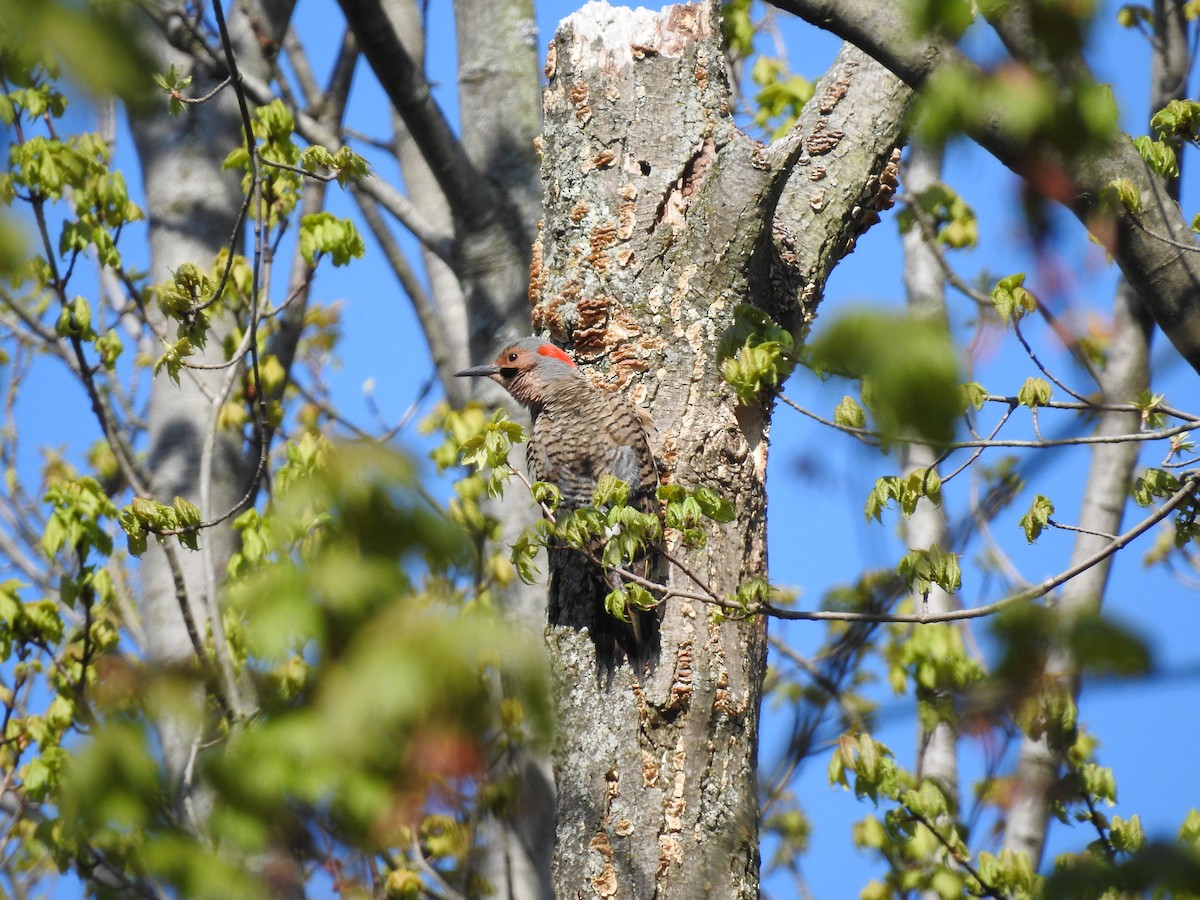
[13,0,1200,896]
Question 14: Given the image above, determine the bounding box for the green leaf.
[899,182,978,248]
[93,329,123,369]
[604,587,631,622]
[1109,814,1146,853]
[256,98,296,142]
[1067,613,1152,677]
[961,381,988,410]
[530,481,561,511]
[991,273,1037,323]
[1116,4,1152,27]
[1019,494,1054,542]
[721,0,755,57]
[748,56,814,139]
[624,583,656,611]
[834,395,866,429]
[1017,377,1052,408]
[897,545,960,596]
[1151,98,1200,141]
[908,0,976,39]
[734,576,771,611]
[655,483,687,504]
[1179,809,1200,847]
[693,486,735,523]
[153,336,193,385]
[1133,135,1179,178]
[300,145,370,186]
[1132,468,1180,506]
[904,467,942,512]
[717,306,796,403]
[1102,177,1142,214]
[592,474,630,507]
[298,212,365,267]
[866,476,900,522]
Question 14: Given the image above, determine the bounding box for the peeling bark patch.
[713,664,747,720]
[606,767,620,808]
[618,183,638,239]
[657,834,683,876]
[817,60,855,114]
[840,147,902,260]
[571,81,592,123]
[654,736,690,874]
[588,833,618,897]
[574,295,610,351]
[653,138,717,228]
[664,640,694,715]
[588,147,617,171]
[608,331,662,388]
[571,297,665,393]
[571,200,590,222]
[529,233,546,308]
[534,277,582,340]
[663,798,685,835]
[545,39,558,79]
[588,220,618,269]
[642,748,659,787]
[806,122,845,156]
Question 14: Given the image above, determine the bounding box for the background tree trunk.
[1000,0,1183,866]
[129,0,292,815]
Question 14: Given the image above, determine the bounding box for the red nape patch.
[536,343,577,367]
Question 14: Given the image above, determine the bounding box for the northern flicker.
[456,337,662,673]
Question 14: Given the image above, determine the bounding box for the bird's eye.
[507,352,519,362]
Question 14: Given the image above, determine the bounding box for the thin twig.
[779,392,1200,450]
[757,472,1200,624]
[904,808,1004,899]
[1046,519,1118,541]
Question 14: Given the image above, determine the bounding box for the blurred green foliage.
[0,0,153,102]
[807,309,964,447]
[50,439,550,897]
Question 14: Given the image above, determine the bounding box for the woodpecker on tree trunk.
[456,337,663,675]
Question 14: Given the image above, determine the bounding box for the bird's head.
[455,337,580,408]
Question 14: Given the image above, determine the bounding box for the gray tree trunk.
[129,0,292,814]
[900,144,958,808]
[899,144,962,900]
[1000,0,1183,866]
[535,3,909,895]
[345,2,554,896]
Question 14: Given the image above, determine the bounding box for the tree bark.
[534,3,909,895]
